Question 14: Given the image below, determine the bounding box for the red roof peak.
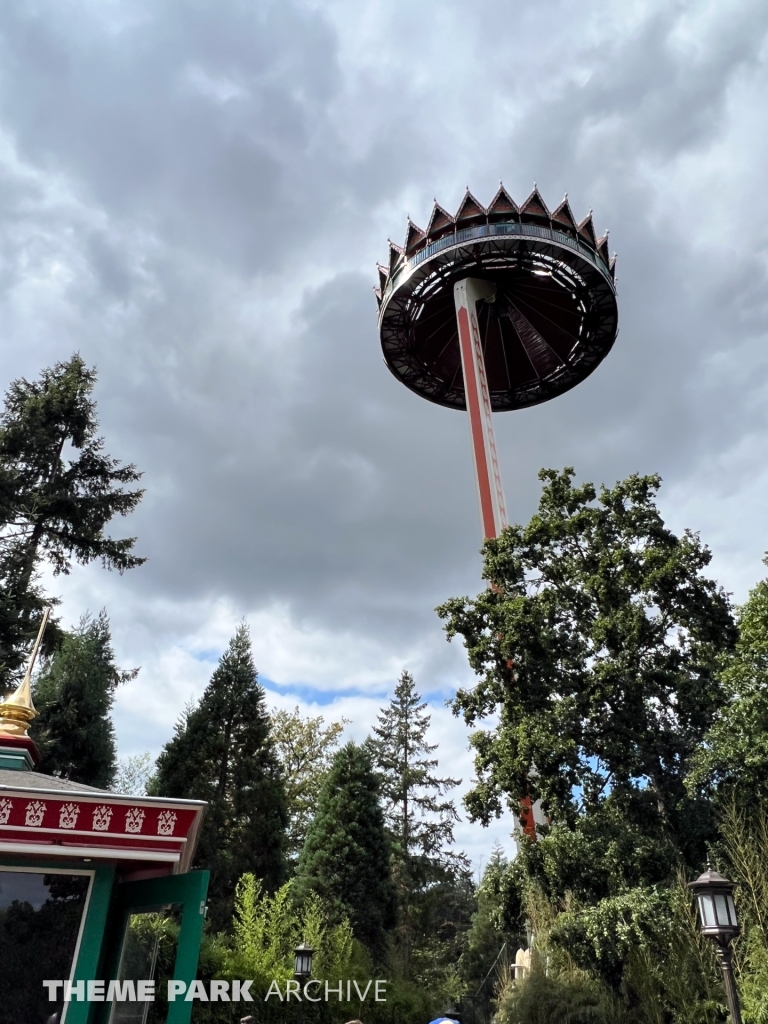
[551,196,578,233]
[426,201,454,239]
[404,219,426,256]
[487,184,518,218]
[520,185,550,221]
[455,189,486,225]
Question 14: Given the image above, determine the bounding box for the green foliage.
[297,741,396,956]
[688,559,768,808]
[271,705,348,861]
[368,670,469,983]
[370,670,461,860]
[152,624,288,928]
[31,609,136,788]
[0,354,144,690]
[496,963,622,1024]
[438,468,736,897]
[719,801,768,1022]
[112,751,154,795]
[224,875,354,990]
[461,845,522,991]
[494,878,725,1024]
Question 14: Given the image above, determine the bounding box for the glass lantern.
[294,942,315,979]
[689,867,739,941]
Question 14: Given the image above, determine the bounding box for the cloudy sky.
[2,0,768,869]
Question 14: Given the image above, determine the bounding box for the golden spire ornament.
[0,607,50,737]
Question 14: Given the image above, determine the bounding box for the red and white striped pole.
[454,278,543,843]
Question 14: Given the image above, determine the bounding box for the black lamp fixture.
[294,942,315,981]
[689,866,742,1024]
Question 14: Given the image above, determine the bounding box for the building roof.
[0,769,107,793]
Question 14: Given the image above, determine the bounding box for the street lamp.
[294,942,315,981]
[689,866,742,1024]
[293,944,315,1024]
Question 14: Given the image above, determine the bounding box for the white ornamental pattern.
[124,807,146,834]
[59,803,80,830]
[25,801,46,827]
[0,798,12,825]
[92,805,113,831]
[157,810,177,836]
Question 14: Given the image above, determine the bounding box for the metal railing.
[380,221,612,311]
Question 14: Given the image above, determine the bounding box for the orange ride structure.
[375,184,619,837]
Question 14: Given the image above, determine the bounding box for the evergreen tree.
[151,624,288,928]
[0,355,144,691]
[296,742,396,956]
[370,670,461,862]
[31,610,135,789]
[369,671,464,975]
[460,845,520,992]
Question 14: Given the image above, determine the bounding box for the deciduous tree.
[270,706,348,860]
[438,468,736,903]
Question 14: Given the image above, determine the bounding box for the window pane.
[109,908,181,1024]
[727,895,738,927]
[714,894,729,925]
[0,870,90,1024]
[699,894,714,927]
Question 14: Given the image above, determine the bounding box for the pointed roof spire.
[404,218,426,256]
[487,183,518,220]
[596,231,610,266]
[551,195,578,234]
[609,253,617,278]
[577,211,597,247]
[425,200,454,239]
[0,608,49,738]
[377,264,389,293]
[388,239,405,276]
[454,188,486,226]
[520,185,550,222]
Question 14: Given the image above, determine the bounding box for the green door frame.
[96,870,210,1024]
[0,856,115,1024]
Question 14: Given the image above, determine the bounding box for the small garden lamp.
[294,942,315,980]
[689,866,742,1024]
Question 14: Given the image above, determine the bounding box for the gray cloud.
[2,1,768,854]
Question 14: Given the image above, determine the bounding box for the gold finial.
[0,608,50,737]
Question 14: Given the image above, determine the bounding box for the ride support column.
[454,278,508,541]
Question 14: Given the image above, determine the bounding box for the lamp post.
[689,867,742,1024]
[294,943,315,1024]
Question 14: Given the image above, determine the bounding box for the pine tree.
[151,624,288,928]
[296,742,396,956]
[0,355,144,691]
[31,610,135,789]
[368,670,464,975]
[370,671,461,863]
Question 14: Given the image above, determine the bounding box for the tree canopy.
[370,670,461,862]
[296,741,396,956]
[270,705,348,861]
[438,468,737,901]
[151,624,288,928]
[31,609,136,789]
[0,355,144,690]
